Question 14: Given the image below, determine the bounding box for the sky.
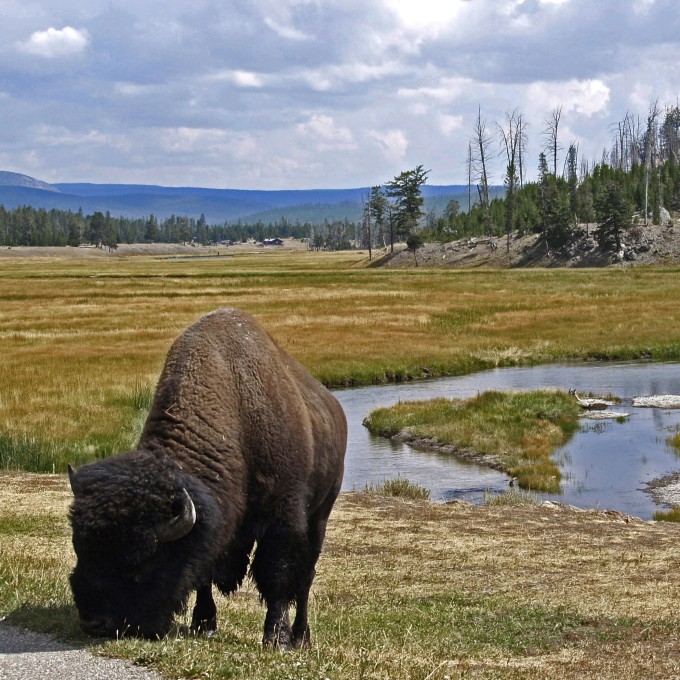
[1,0,679,190]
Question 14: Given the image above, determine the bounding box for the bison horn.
[156,488,196,543]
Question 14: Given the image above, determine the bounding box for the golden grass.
[0,249,680,472]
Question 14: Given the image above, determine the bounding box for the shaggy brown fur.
[69,308,347,647]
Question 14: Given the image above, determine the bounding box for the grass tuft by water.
[483,488,541,507]
[362,477,431,501]
[653,507,680,522]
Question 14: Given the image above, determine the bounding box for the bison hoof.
[190,619,217,637]
[263,628,292,651]
[292,629,311,649]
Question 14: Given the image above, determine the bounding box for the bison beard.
[68,309,347,649]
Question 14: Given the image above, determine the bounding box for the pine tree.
[595,181,632,251]
[385,165,429,239]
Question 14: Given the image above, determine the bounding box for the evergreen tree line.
[0,207,314,248]
[420,101,680,253]
[424,156,680,251]
[3,101,678,255]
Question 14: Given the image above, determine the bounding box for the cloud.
[19,26,89,58]
[438,114,465,136]
[370,129,409,163]
[296,114,355,150]
[0,0,678,189]
[263,17,313,41]
[526,79,611,118]
[205,69,266,88]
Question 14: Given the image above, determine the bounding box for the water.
[333,362,680,520]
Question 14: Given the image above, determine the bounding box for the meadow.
[3,247,680,678]
[2,246,680,472]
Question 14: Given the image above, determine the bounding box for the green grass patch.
[363,389,581,492]
[362,477,431,500]
[0,383,150,473]
[667,431,680,452]
[653,507,680,522]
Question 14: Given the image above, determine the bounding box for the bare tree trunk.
[644,99,661,227]
[472,106,492,235]
[498,109,522,253]
[466,141,473,213]
[363,199,372,260]
[543,106,563,177]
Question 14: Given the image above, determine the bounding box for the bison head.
[68,450,214,638]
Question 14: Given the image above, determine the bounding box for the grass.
[667,431,680,452]
[3,477,680,678]
[484,488,541,507]
[0,250,680,471]
[652,507,680,522]
[363,390,581,492]
[362,477,432,500]
[4,249,680,674]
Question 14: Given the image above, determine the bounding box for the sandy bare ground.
[374,221,680,269]
[0,240,309,259]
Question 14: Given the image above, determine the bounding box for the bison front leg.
[190,584,217,635]
[262,600,292,650]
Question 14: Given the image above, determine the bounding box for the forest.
[1,101,678,254]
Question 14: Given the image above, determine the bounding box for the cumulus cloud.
[205,69,266,88]
[296,114,355,150]
[438,114,464,136]
[526,79,611,118]
[19,26,89,58]
[370,129,409,163]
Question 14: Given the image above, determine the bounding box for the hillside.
[0,171,476,225]
[375,219,680,269]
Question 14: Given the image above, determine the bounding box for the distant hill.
[0,172,501,224]
[0,171,60,193]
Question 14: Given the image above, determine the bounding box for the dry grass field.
[2,247,680,678]
[2,473,680,679]
[1,246,680,472]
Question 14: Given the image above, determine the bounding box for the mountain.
[0,172,496,224]
[0,171,60,193]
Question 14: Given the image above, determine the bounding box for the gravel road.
[0,621,165,680]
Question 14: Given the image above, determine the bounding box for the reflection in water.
[333,362,680,520]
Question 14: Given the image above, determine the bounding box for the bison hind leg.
[190,584,217,636]
[251,524,317,651]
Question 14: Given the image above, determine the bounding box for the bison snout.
[79,615,118,637]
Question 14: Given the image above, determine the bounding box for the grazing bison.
[68,308,346,648]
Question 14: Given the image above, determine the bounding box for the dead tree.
[498,109,523,252]
[543,106,563,177]
[644,99,661,226]
[471,106,493,235]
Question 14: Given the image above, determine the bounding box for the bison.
[68,308,346,648]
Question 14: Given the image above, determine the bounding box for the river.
[333,361,680,520]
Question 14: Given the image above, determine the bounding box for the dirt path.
[0,621,165,680]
